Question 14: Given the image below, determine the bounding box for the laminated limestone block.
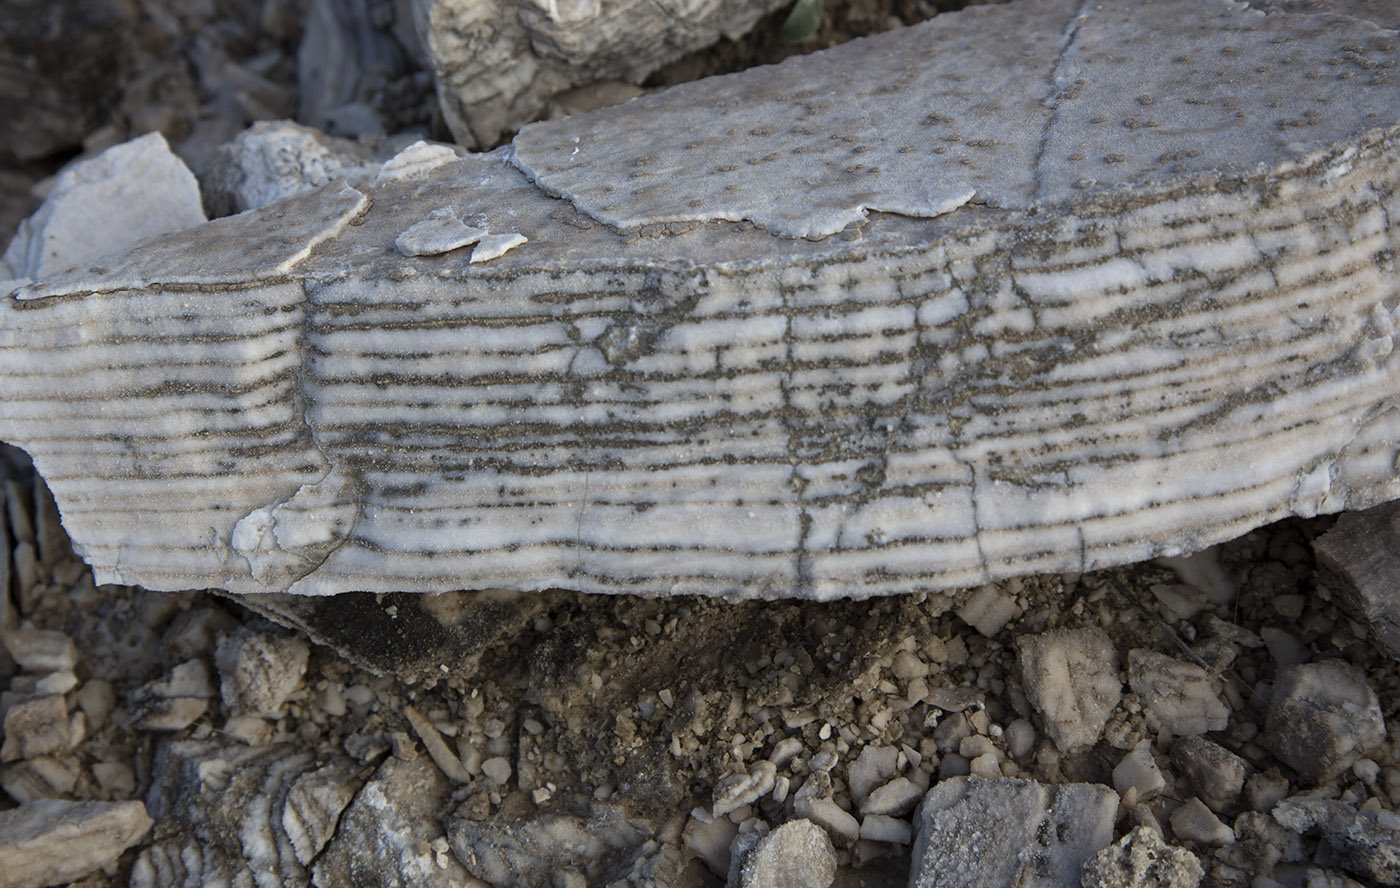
[2,0,1400,600]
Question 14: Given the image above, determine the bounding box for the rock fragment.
[1264,660,1384,784]
[1018,628,1122,752]
[202,120,387,216]
[793,771,860,846]
[469,231,526,263]
[714,761,778,818]
[1172,736,1247,813]
[314,754,472,886]
[1169,798,1234,846]
[908,776,1117,888]
[2,132,204,281]
[1081,825,1204,888]
[214,626,309,718]
[0,624,76,673]
[415,0,786,148]
[129,659,215,731]
[0,799,152,888]
[1273,795,1400,886]
[0,694,71,762]
[1313,499,1400,658]
[394,212,485,257]
[1114,741,1166,800]
[1128,651,1229,739]
[446,799,657,887]
[729,819,836,888]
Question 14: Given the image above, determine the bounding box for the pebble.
[215,627,310,719]
[1128,650,1229,739]
[1017,627,1122,752]
[1264,660,1385,784]
[480,756,512,786]
[861,776,923,817]
[713,762,777,818]
[1114,741,1166,799]
[729,818,836,888]
[956,584,1023,637]
[0,694,70,761]
[847,744,898,806]
[1168,797,1234,845]
[0,798,152,888]
[0,624,77,673]
[1080,825,1204,888]
[1172,736,1246,813]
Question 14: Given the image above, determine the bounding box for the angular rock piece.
[1313,499,1400,658]
[1128,651,1229,739]
[731,819,836,888]
[1273,795,1400,886]
[1265,660,1385,784]
[0,798,152,888]
[909,776,1117,888]
[1081,826,1203,888]
[415,0,788,148]
[3,133,205,282]
[5,0,1400,600]
[1018,627,1121,752]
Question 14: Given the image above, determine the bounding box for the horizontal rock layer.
[1,0,1399,599]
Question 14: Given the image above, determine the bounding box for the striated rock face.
[2,0,1400,600]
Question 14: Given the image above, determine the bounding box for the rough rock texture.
[729,818,836,888]
[908,776,1117,887]
[1264,659,1386,784]
[1017,627,1122,752]
[1081,826,1204,888]
[0,798,152,888]
[414,0,789,148]
[1274,795,1400,886]
[1313,499,1400,658]
[4,0,1400,600]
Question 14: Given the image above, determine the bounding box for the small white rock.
[481,756,512,785]
[862,776,923,817]
[1169,797,1234,845]
[1113,740,1166,799]
[470,232,527,263]
[859,814,912,845]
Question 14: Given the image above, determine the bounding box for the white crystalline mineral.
[3,0,1400,601]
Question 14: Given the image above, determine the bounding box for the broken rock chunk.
[0,694,70,762]
[1273,795,1400,886]
[2,132,205,282]
[1264,660,1385,784]
[1018,627,1122,752]
[1172,736,1247,814]
[1313,499,1400,659]
[214,626,310,719]
[908,776,1116,888]
[1128,651,1229,739]
[730,818,836,888]
[0,798,152,888]
[1081,825,1204,888]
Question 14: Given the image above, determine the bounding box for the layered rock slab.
[3,0,1400,599]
